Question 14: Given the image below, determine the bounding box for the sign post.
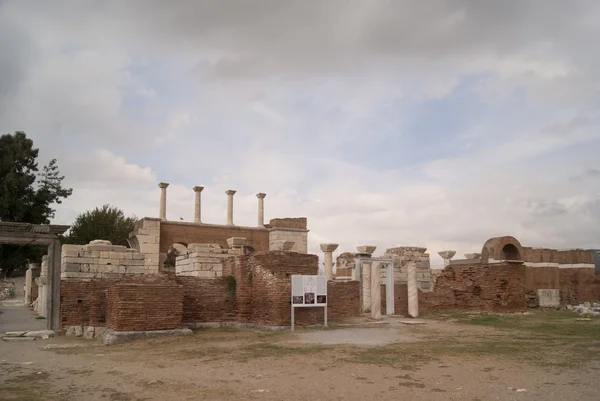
[291,275,328,331]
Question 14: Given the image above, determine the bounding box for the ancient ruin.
[16,183,600,344]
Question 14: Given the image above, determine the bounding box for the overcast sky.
[1,1,599,267]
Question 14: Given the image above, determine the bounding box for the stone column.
[226,190,236,225]
[158,182,169,221]
[320,243,339,280]
[438,250,456,267]
[256,193,266,227]
[464,253,481,260]
[193,186,204,223]
[370,262,382,319]
[407,262,419,318]
[25,266,32,304]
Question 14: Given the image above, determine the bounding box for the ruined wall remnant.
[267,218,309,254]
[175,243,231,278]
[382,263,527,314]
[61,240,152,278]
[159,222,270,254]
[106,279,184,332]
[382,247,439,291]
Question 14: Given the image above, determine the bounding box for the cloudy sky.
[1,1,599,267]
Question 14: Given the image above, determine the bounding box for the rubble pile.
[567,302,600,317]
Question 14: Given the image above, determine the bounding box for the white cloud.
[1,0,599,269]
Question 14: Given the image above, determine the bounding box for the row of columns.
[320,244,418,318]
[158,182,266,227]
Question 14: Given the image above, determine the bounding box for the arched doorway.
[500,244,521,261]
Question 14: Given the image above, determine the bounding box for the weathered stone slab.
[2,337,35,341]
[538,289,560,307]
[99,328,192,346]
[23,330,56,338]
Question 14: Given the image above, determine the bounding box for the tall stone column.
[226,190,236,225]
[407,262,419,318]
[320,244,339,280]
[158,182,169,221]
[256,193,266,227]
[438,250,456,268]
[370,262,382,318]
[193,186,204,223]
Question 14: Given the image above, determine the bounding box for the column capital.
[438,250,456,259]
[256,192,266,199]
[226,190,237,196]
[193,186,204,193]
[356,245,376,255]
[158,182,169,189]
[320,243,339,252]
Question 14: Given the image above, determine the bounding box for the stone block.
[62,263,81,273]
[83,326,95,339]
[227,237,248,248]
[538,289,560,307]
[74,326,83,337]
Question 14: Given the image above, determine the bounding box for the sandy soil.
[1,311,599,401]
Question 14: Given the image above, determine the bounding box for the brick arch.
[481,236,524,262]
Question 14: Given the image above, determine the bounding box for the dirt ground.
[1,310,599,401]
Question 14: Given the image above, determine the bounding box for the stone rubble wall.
[126,218,162,271]
[61,240,153,279]
[175,243,232,278]
[382,247,438,291]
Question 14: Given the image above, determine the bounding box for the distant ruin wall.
[559,268,600,304]
[383,263,527,314]
[160,221,270,254]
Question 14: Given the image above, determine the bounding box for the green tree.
[63,204,136,246]
[0,131,72,276]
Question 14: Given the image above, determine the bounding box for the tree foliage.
[63,204,136,246]
[0,131,72,276]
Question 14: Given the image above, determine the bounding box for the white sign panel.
[291,275,327,307]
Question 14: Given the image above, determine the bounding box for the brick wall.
[524,266,560,294]
[266,218,307,230]
[175,276,236,323]
[223,252,321,326]
[160,222,269,254]
[559,269,600,304]
[382,264,527,314]
[61,279,115,327]
[327,281,360,318]
[106,280,183,331]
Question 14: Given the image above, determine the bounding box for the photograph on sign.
[304,292,315,304]
[291,275,328,307]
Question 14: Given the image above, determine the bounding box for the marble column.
[320,243,339,280]
[438,250,456,268]
[193,186,204,223]
[407,262,419,318]
[158,182,169,221]
[226,190,236,225]
[256,193,266,227]
[370,262,382,319]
